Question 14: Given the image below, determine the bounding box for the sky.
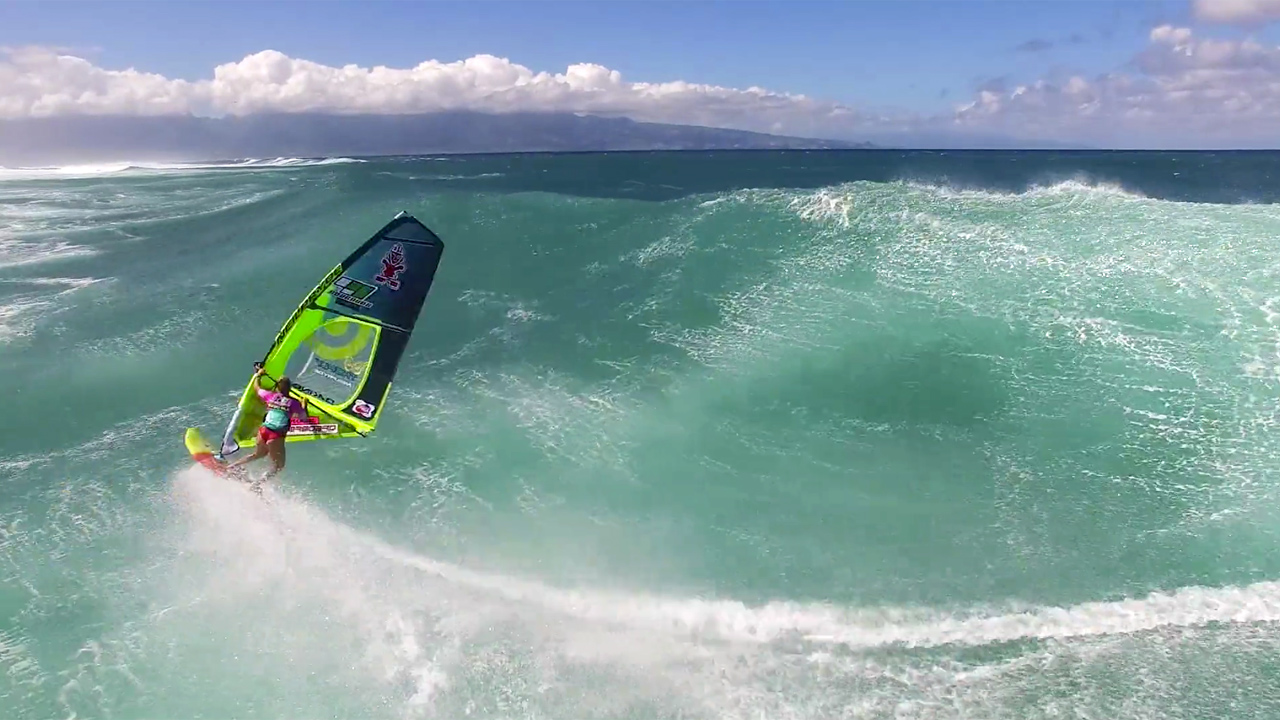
[4,0,1280,148]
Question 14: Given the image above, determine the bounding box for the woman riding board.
[227,362,306,479]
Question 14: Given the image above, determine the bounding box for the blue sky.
[5,0,1280,147]
[0,0,1206,113]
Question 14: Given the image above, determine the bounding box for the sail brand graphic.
[375,243,407,290]
[294,382,339,406]
[332,276,377,309]
[289,416,339,435]
[352,399,376,418]
[313,357,359,386]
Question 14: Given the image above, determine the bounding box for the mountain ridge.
[0,111,871,165]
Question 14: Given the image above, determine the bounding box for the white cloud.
[0,47,199,117]
[10,27,1280,149]
[952,24,1280,147]
[0,46,889,140]
[1192,0,1280,25]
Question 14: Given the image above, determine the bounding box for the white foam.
[0,296,53,342]
[900,176,1149,202]
[24,451,1270,719]
[0,277,104,343]
[366,534,1280,652]
[0,237,97,269]
[0,182,284,257]
[171,465,1280,656]
[0,628,46,703]
[219,156,367,168]
[0,157,366,181]
[737,180,1280,533]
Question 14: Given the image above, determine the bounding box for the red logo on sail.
[288,416,339,435]
[352,400,376,418]
[375,243,407,290]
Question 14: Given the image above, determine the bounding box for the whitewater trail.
[136,466,1280,720]
[171,465,1280,659]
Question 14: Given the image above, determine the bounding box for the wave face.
[2,150,1280,719]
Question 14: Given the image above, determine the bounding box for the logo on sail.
[333,276,377,309]
[375,243,407,290]
[289,416,339,435]
[313,357,360,386]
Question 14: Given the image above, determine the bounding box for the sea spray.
[2,151,1280,719]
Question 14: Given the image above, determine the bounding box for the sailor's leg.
[228,442,267,468]
[263,438,286,478]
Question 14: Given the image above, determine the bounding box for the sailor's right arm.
[251,365,271,398]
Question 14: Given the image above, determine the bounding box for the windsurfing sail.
[217,211,445,458]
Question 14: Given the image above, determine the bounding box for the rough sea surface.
[2,150,1280,719]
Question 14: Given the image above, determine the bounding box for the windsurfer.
[227,362,306,479]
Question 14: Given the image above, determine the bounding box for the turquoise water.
[3,151,1280,718]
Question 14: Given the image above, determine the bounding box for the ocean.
[2,149,1280,719]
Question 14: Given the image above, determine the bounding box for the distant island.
[0,111,872,166]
